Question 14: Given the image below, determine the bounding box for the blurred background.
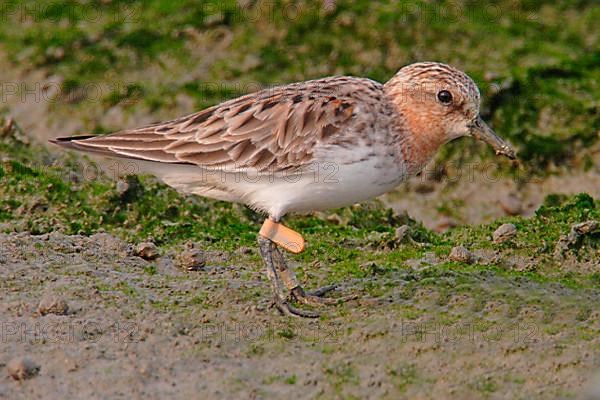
[0,2,599,399]
[1,0,598,227]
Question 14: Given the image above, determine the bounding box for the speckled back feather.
[54,76,386,174]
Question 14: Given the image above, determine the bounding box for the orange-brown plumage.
[52,62,514,218]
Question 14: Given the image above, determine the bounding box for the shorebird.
[51,62,516,317]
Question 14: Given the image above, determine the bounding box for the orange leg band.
[259,219,305,253]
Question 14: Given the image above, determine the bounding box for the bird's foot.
[271,294,320,318]
[269,285,356,318]
[291,285,357,307]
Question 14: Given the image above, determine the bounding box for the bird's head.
[385,62,516,161]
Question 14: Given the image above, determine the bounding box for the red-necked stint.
[52,62,516,317]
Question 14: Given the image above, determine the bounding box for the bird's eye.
[437,90,453,104]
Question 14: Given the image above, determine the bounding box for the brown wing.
[52,80,360,174]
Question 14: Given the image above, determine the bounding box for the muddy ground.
[1,1,599,398]
[3,71,597,399]
[1,230,599,399]
[2,71,600,400]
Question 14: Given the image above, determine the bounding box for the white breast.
[127,140,408,219]
[234,141,408,218]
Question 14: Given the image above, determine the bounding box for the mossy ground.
[2,127,598,286]
[0,1,599,398]
[0,1,598,170]
[1,120,599,397]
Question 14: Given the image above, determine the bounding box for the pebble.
[115,179,129,196]
[7,357,40,381]
[175,249,206,271]
[499,193,522,215]
[395,225,410,242]
[37,293,69,316]
[134,242,159,260]
[238,246,253,255]
[434,216,457,232]
[554,220,598,258]
[493,223,517,244]
[448,246,474,264]
[1,118,14,136]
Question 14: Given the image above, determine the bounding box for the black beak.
[469,116,516,160]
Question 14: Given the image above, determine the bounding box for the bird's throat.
[400,112,446,175]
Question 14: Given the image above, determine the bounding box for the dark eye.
[437,90,453,104]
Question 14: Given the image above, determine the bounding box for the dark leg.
[269,244,343,306]
[258,232,356,317]
[257,235,319,318]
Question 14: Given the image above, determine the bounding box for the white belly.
[242,158,404,217]
[133,142,408,219]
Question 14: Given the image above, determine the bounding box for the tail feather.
[49,135,185,163]
[50,135,125,158]
[49,135,96,148]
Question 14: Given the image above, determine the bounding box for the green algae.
[1,124,598,294]
[0,1,597,173]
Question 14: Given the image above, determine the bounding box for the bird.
[51,62,516,317]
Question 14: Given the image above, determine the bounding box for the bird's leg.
[257,235,318,318]
[259,217,356,308]
[269,243,341,307]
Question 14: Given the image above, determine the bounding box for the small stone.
[115,179,129,196]
[45,46,65,60]
[554,220,598,258]
[175,249,206,271]
[395,225,410,242]
[1,118,14,136]
[572,220,599,236]
[138,361,153,378]
[115,176,141,199]
[499,193,522,216]
[326,213,344,225]
[238,246,253,255]
[7,357,40,381]
[38,293,69,316]
[134,242,159,260]
[63,356,78,372]
[493,223,517,244]
[434,216,457,232]
[448,246,474,264]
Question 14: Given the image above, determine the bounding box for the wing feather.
[52,77,382,174]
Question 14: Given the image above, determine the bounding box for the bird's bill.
[469,116,516,160]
